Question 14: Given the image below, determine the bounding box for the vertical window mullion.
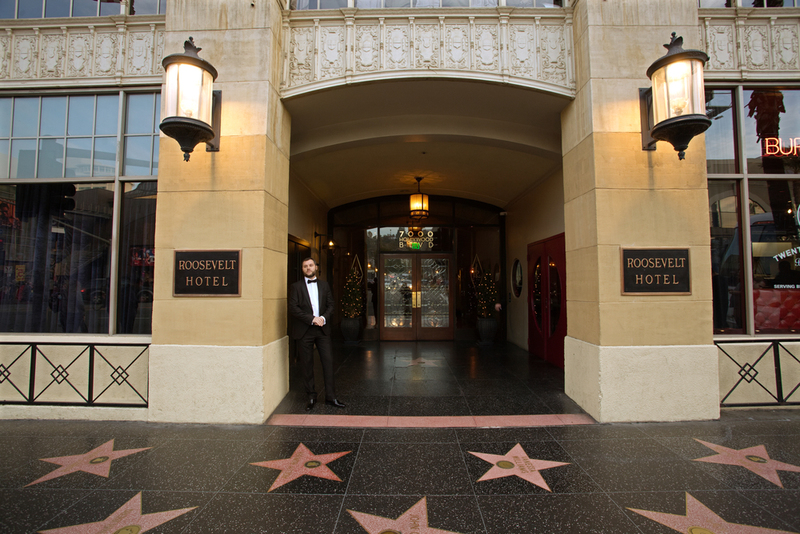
[107,90,125,334]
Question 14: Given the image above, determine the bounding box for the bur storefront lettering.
[621,248,690,295]
[174,250,241,296]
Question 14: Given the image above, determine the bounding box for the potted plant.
[475,271,498,345]
[340,261,364,345]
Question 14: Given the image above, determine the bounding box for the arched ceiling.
[283,79,570,210]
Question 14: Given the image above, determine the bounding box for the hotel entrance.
[380,253,455,341]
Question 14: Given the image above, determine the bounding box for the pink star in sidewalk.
[251,443,351,491]
[38,492,196,534]
[628,492,797,533]
[348,497,462,534]
[26,440,150,487]
[693,439,800,488]
[397,357,441,367]
[468,443,569,492]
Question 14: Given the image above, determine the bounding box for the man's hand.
[312,316,325,327]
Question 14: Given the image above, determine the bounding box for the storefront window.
[709,180,745,333]
[0,0,165,18]
[123,93,161,176]
[117,182,156,334]
[749,180,800,333]
[0,183,113,333]
[744,89,800,175]
[705,89,737,174]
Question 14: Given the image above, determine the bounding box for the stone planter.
[476,316,497,345]
[341,317,361,345]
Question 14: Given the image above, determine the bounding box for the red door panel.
[528,234,566,368]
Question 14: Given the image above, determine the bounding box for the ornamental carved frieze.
[744,25,770,70]
[539,25,566,84]
[94,33,119,76]
[444,25,469,70]
[154,30,165,74]
[40,34,64,78]
[0,35,9,79]
[474,26,497,71]
[127,32,152,76]
[67,34,93,77]
[13,35,38,79]
[415,25,439,69]
[708,25,735,70]
[773,25,798,71]
[355,26,379,72]
[386,26,409,70]
[319,27,344,80]
[289,27,314,86]
[509,25,535,77]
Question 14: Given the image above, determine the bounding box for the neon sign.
[763,137,800,157]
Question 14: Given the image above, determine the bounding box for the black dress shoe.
[306,396,316,411]
[325,399,346,408]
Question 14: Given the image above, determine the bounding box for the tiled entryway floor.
[1,340,799,533]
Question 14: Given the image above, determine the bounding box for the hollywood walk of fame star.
[693,439,800,488]
[468,443,569,492]
[38,492,196,534]
[396,357,441,367]
[251,443,351,491]
[628,492,797,534]
[348,497,462,534]
[26,440,151,487]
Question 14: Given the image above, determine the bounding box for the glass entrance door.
[379,254,454,340]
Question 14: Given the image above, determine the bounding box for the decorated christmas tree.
[341,262,364,319]
[475,271,498,319]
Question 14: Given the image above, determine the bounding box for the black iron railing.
[0,342,148,407]
[716,339,800,407]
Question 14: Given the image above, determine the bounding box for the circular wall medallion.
[496,460,515,469]
[746,455,768,463]
[304,460,322,468]
[90,456,110,464]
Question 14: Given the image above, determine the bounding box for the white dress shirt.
[305,278,323,324]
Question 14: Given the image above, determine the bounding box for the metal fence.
[0,343,148,407]
[717,339,800,407]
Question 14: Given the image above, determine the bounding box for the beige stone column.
[562,0,719,422]
[148,0,291,423]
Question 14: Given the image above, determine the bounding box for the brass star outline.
[348,497,462,534]
[251,442,351,491]
[468,443,569,491]
[38,492,196,533]
[26,439,151,487]
[628,492,797,534]
[694,439,800,488]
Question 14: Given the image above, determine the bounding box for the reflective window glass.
[710,180,745,333]
[743,89,800,175]
[0,0,15,18]
[12,98,39,138]
[40,97,67,137]
[18,0,43,18]
[65,138,92,178]
[68,96,95,136]
[37,138,65,178]
[93,137,117,176]
[10,139,36,178]
[705,89,737,174]
[45,0,70,17]
[699,0,732,5]
[117,182,156,334]
[71,0,97,16]
[95,96,119,135]
[124,137,152,176]
[749,180,800,333]
[100,0,120,15]
[126,94,155,134]
[0,98,11,138]
[0,140,8,179]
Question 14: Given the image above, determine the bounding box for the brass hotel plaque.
[621,248,690,295]
[174,250,241,296]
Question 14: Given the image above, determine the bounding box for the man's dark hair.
[302,257,316,265]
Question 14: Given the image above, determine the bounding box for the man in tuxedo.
[288,257,345,411]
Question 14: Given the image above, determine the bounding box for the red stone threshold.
[267,413,595,428]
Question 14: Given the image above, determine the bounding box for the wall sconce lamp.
[160,37,222,162]
[314,231,336,251]
[640,33,711,160]
[409,176,429,220]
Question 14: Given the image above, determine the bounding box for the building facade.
[0,0,798,423]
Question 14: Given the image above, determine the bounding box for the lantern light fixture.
[640,33,711,160]
[409,176,429,220]
[160,37,222,161]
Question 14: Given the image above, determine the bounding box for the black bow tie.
[307,279,317,284]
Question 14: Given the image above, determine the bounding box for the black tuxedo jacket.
[288,278,334,339]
